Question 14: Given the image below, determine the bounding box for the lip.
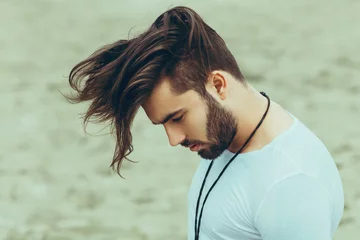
[190,144,201,152]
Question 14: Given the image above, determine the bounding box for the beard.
[198,92,238,160]
[181,92,238,160]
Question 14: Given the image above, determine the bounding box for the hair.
[66,6,245,176]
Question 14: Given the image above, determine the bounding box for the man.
[66,6,344,240]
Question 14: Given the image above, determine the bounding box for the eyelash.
[173,115,184,123]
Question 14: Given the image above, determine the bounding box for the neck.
[227,84,271,153]
[227,84,294,154]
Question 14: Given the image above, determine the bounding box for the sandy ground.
[0,0,359,239]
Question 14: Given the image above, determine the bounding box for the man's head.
[142,72,239,160]
[66,6,245,175]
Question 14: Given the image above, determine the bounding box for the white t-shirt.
[187,113,344,240]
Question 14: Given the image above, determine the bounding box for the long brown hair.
[66,6,244,176]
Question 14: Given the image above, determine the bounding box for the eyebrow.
[152,109,184,125]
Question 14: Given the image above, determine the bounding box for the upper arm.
[255,174,333,240]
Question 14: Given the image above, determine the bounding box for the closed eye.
[172,115,184,123]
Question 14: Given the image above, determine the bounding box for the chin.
[198,147,226,160]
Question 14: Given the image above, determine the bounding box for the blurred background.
[0,0,359,239]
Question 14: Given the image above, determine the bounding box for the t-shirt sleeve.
[254,174,333,240]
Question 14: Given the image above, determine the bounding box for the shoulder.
[254,173,333,239]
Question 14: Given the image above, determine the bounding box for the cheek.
[185,111,208,140]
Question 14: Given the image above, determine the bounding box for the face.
[142,78,238,160]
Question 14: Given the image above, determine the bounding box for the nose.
[164,125,185,147]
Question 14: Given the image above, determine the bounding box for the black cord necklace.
[194,91,271,240]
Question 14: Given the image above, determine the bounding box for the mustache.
[181,139,206,147]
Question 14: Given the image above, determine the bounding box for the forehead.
[142,79,201,121]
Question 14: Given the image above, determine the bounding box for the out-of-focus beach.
[0,0,359,239]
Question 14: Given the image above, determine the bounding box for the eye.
[172,115,184,123]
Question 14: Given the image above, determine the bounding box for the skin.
[142,70,294,159]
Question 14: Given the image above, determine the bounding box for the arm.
[255,174,333,240]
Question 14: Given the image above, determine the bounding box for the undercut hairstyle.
[66,6,245,176]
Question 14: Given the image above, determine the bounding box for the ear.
[206,71,228,100]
